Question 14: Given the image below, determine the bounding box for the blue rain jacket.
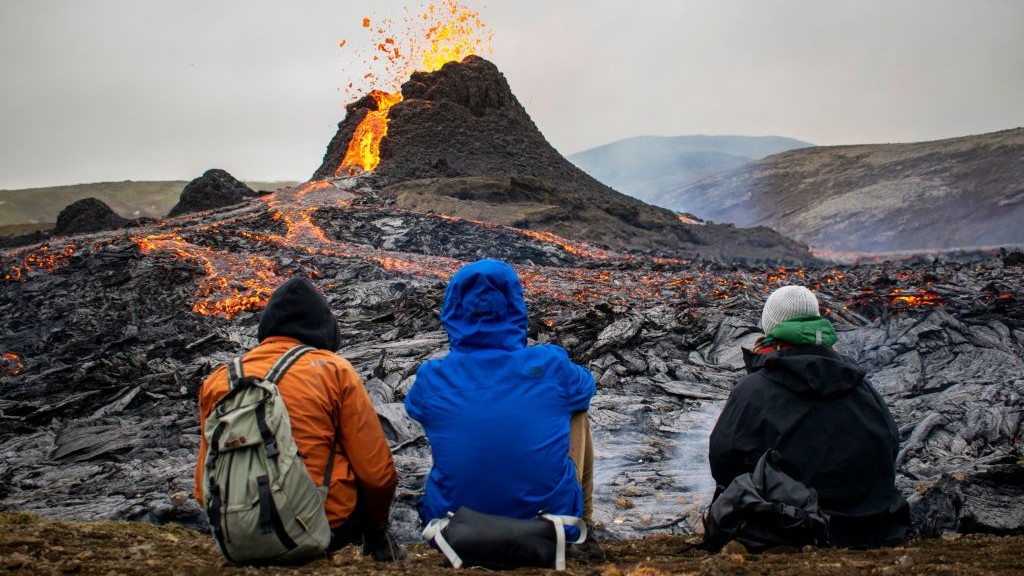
[405,259,595,525]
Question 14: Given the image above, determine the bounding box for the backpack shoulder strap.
[219,345,315,403]
[226,356,245,390]
[264,345,317,385]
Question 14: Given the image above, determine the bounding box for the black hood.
[257,277,341,351]
[743,345,866,398]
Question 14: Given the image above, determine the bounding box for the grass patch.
[0,222,54,237]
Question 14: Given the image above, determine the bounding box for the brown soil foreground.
[2,513,1023,576]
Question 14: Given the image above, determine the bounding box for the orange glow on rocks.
[886,288,943,308]
[126,181,467,319]
[2,194,963,322]
[1,351,24,377]
[517,229,612,260]
[132,232,285,319]
[2,244,76,281]
[676,214,704,226]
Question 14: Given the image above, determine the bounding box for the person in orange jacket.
[193,276,403,561]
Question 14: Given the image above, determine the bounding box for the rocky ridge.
[667,128,1024,254]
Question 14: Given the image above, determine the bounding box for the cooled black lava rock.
[1003,250,1024,267]
[54,198,129,236]
[167,169,256,217]
[1,188,1023,541]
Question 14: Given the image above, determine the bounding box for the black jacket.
[708,345,910,548]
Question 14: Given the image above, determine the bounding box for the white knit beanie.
[760,285,820,335]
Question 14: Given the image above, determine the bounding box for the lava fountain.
[335,0,493,176]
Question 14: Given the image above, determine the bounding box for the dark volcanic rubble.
[1,180,1022,543]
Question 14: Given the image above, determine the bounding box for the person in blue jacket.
[405,259,599,550]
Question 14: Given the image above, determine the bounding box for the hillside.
[0,180,298,229]
[666,128,1024,253]
[568,135,813,207]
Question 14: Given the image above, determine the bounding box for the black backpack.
[703,449,831,552]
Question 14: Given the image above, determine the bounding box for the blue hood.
[441,260,528,352]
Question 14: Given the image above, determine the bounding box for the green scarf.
[763,315,837,347]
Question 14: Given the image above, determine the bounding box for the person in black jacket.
[708,285,911,548]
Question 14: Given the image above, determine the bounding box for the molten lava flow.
[515,229,612,260]
[336,91,404,176]
[429,212,616,261]
[336,1,493,176]
[676,214,704,226]
[132,232,286,319]
[2,244,77,281]
[886,288,943,308]
[129,181,468,319]
[0,174,971,324]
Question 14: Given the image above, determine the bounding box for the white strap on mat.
[540,514,587,570]
[422,513,587,571]
[422,517,462,569]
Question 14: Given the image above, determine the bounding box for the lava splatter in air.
[336,0,493,176]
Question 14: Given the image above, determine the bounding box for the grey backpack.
[202,345,335,565]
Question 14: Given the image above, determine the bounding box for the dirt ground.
[2,513,1022,576]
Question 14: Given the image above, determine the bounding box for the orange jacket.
[194,336,398,529]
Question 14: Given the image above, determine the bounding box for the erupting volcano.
[333,1,493,176]
[315,54,810,257]
[311,3,809,258]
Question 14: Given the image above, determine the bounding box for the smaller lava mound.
[54,198,129,236]
[168,169,258,218]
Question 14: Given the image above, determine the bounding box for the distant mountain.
[568,135,813,207]
[668,128,1024,253]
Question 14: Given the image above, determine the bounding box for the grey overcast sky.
[1,0,1022,190]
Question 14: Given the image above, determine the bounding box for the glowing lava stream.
[126,180,676,318]
[130,181,465,319]
[336,91,404,176]
[1,351,24,377]
[5,194,949,322]
[3,179,949,321]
